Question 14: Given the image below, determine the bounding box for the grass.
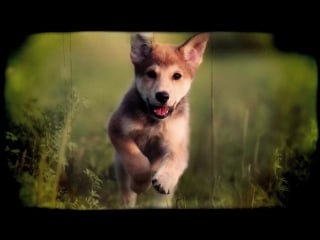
[4,32,318,209]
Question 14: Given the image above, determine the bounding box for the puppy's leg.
[110,136,152,193]
[149,158,172,208]
[115,154,137,208]
[152,147,188,197]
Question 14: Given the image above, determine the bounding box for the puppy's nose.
[155,91,169,104]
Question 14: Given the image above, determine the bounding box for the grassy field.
[4,32,318,209]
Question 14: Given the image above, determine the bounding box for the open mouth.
[147,99,173,119]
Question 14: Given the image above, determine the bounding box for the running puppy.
[107,32,209,207]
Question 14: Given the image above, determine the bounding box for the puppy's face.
[131,33,209,119]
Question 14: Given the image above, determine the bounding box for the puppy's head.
[130,32,209,120]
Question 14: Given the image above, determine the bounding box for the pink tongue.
[154,106,169,116]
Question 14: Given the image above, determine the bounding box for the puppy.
[107,32,209,207]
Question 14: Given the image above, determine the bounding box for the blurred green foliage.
[4,32,318,209]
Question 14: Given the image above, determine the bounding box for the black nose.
[155,91,169,104]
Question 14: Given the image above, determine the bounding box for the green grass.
[4,32,318,209]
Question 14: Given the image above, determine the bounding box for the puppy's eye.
[172,72,182,80]
[146,70,157,79]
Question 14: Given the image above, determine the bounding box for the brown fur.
[107,33,209,208]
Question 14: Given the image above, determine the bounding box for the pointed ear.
[130,32,154,64]
[178,33,210,68]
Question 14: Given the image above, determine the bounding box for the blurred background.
[4,32,318,209]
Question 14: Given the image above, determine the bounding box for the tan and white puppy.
[107,32,209,208]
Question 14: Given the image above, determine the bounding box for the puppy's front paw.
[151,178,169,194]
[151,169,177,195]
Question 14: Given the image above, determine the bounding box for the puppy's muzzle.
[147,91,173,119]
